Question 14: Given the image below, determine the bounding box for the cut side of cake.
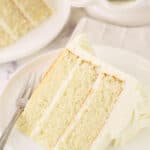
[32,59,98,149]
[0,0,52,48]
[16,49,150,150]
[55,73,123,150]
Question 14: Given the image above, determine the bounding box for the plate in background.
[0,0,70,64]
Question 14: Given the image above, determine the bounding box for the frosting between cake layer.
[31,62,80,137]
[16,47,150,150]
[69,48,150,149]
[53,74,103,150]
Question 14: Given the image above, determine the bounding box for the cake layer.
[56,73,123,150]
[32,60,98,149]
[16,50,79,135]
[14,0,52,25]
[16,48,150,150]
[0,0,32,37]
[0,26,13,47]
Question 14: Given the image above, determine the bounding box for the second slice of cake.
[13,0,52,25]
[0,0,52,48]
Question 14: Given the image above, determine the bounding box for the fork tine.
[23,73,36,99]
[36,73,43,83]
[17,74,31,99]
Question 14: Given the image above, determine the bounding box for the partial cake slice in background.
[16,48,150,150]
[0,0,52,48]
[0,19,16,47]
[17,50,78,135]
[0,25,13,47]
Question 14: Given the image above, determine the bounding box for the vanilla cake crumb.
[16,49,150,150]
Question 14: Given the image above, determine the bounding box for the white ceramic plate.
[85,1,150,27]
[0,0,70,64]
[71,0,150,26]
[0,45,150,150]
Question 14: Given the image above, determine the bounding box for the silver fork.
[0,74,37,150]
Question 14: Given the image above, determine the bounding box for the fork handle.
[0,108,23,150]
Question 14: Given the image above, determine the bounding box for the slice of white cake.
[16,48,150,150]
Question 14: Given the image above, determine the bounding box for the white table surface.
[0,8,150,95]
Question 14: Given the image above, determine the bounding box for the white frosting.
[91,76,134,149]
[68,48,150,149]
[31,62,80,137]
[91,77,150,150]
[30,43,150,149]
[53,75,102,150]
